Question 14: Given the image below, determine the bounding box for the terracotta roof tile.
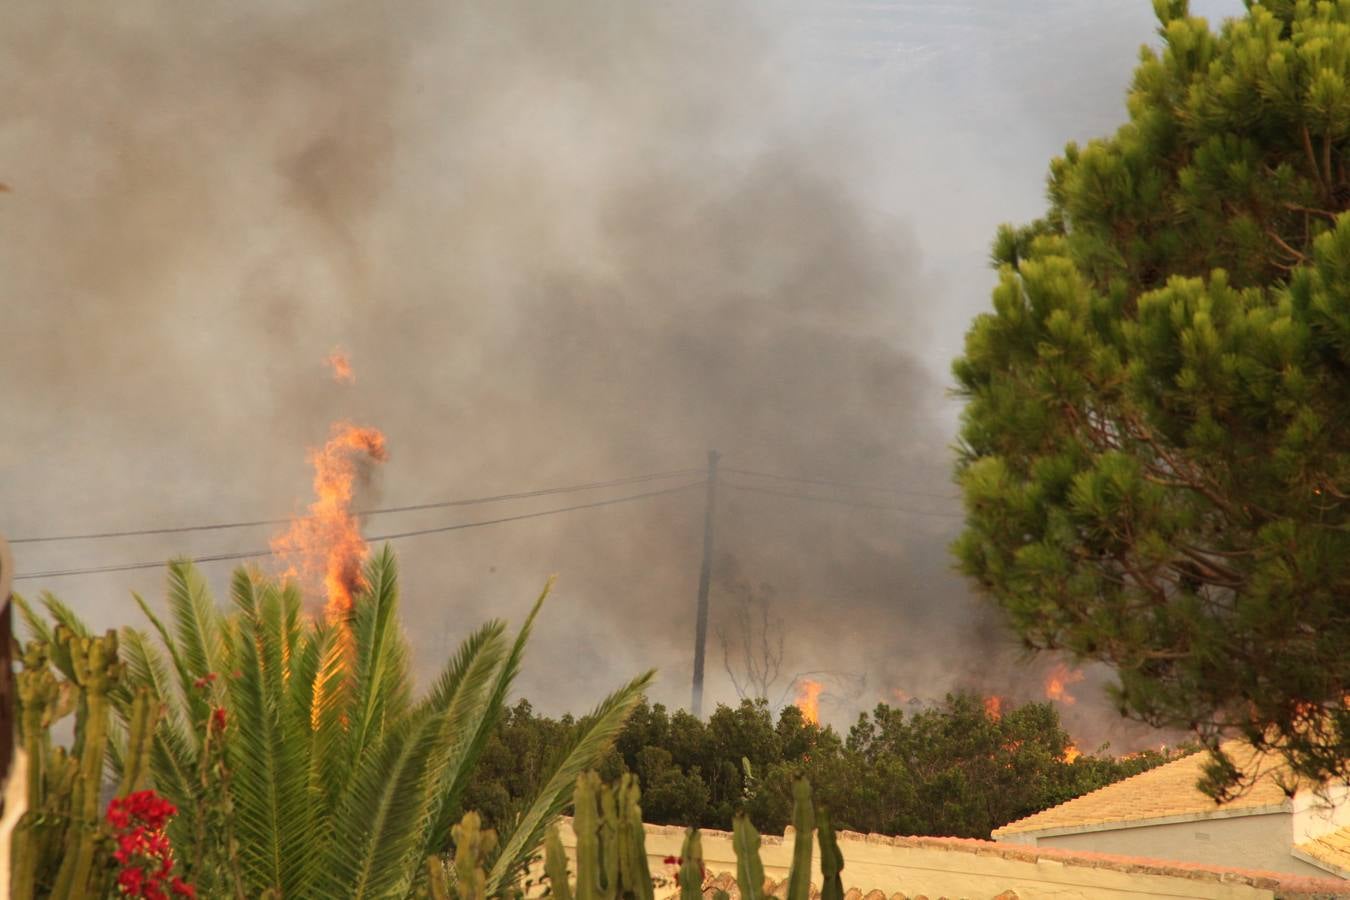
[1297,825,1350,879]
[993,741,1295,837]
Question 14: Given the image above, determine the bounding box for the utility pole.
[691,450,720,718]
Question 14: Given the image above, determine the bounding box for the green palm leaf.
[319,706,450,899]
[118,627,198,849]
[226,575,314,897]
[487,669,655,894]
[38,590,92,638]
[347,546,412,767]
[11,592,53,645]
[425,578,553,855]
[409,622,510,872]
[168,560,226,675]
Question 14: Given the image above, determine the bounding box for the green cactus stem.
[544,825,573,900]
[816,810,844,900]
[50,629,122,900]
[677,828,705,900]
[785,780,816,900]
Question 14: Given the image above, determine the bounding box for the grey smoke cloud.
[2,0,1241,750]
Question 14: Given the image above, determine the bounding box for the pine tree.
[954,0,1350,796]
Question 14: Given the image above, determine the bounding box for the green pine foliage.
[463,695,1172,841]
[14,547,652,898]
[955,0,1350,796]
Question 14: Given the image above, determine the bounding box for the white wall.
[556,820,1285,900]
[1033,813,1329,878]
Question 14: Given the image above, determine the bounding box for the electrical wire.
[721,466,958,500]
[12,480,706,582]
[723,480,964,518]
[8,468,702,545]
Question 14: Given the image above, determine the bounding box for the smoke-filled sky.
[3,0,1241,749]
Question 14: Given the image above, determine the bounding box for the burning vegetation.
[795,678,823,725]
[270,421,388,628]
[1044,663,1085,705]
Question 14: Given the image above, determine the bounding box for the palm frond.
[422,619,508,712]
[38,590,93,638]
[11,592,52,645]
[121,627,177,704]
[347,546,412,766]
[410,623,510,866]
[168,559,227,681]
[33,591,92,682]
[226,576,314,898]
[119,628,197,817]
[427,578,553,855]
[306,622,352,821]
[487,670,654,894]
[319,706,450,899]
[133,590,214,746]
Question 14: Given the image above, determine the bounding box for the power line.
[721,466,958,500]
[12,480,706,582]
[365,480,704,541]
[8,468,702,545]
[723,480,965,518]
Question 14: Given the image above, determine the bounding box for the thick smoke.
[1,0,1211,750]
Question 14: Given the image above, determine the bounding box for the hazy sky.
[2,0,1243,748]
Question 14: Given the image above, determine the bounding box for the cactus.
[422,812,512,900]
[551,774,840,900]
[677,828,705,900]
[784,780,815,900]
[9,625,161,900]
[816,810,844,900]
[558,772,657,900]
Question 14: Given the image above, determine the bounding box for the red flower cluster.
[106,791,195,899]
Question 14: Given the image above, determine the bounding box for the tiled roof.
[993,741,1295,838]
[1297,826,1350,879]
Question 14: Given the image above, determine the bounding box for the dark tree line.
[461,692,1173,841]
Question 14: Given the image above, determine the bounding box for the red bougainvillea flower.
[210,707,228,734]
[191,673,218,690]
[106,790,194,899]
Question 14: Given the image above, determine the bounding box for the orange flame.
[984,695,1003,720]
[1044,663,1085,705]
[795,679,823,725]
[271,421,388,625]
[892,687,911,705]
[327,348,356,384]
[1061,742,1082,764]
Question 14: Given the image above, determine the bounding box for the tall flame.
[271,421,388,624]
[795,679,823,725]
[1044,663,1085,705]
[327,347,356,384]
[984,695,1003,720]
[1061,742,1082,764]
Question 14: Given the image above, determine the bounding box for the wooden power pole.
[690,450,719,718]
